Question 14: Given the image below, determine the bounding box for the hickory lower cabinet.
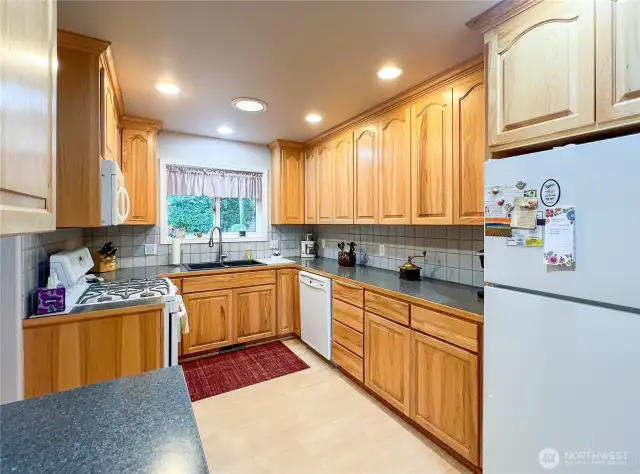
[410,331,480,466]
[364,312,411,415]
[234,285,277,344]
[277,269,298,335]
[181,290,234,354]
[23,307,164,398]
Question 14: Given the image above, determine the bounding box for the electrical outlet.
[144,244,157,255]
[270,240,279,249]
[322,239,326,249]
[379,244,385,256]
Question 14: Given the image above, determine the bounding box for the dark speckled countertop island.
[0,366,209,474]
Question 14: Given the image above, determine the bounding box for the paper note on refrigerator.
[543,207,575,266]
[510,197,538,229]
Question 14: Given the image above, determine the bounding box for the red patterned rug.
[181,341,310,402]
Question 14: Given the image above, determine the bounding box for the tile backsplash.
[312,225,484,287]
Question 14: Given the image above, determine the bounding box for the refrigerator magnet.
[540,179,561,207]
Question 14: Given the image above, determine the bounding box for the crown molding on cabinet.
[465,0,541,33]
[303,55,483,148]
[121,115,163,132]
[267,139,304,151]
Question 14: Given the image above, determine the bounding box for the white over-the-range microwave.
[101,159,130,226]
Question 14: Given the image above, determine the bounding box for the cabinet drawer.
[332,320,364,357]
[365,292,410,326]
[411,305,478,353]
[332,298,364,333]
[182,270,276,293]
[332,342,363,382]
[333,280,364,308]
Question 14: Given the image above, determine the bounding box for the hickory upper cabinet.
[121,117,162,225]
[304,148,318,224]
[333,130,354,224]
[354,122,379,224]
[484,0,595,150]
[317,140,334,224]
[410,86,453,225]
[269,140,305,225]
[378,106,411,225]
[0,0,57,235]
[453,70,486,225]
[596,0,640,126]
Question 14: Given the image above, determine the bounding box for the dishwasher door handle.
[299,277,326,290]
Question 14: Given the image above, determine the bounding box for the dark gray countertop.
[292,257,484,316]
[0,366,209,474]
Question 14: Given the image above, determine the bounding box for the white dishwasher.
[299,271,332,360]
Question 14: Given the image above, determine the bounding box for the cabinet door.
[182,290,234,354]
[281,148,304,224]
[24,309,163,398]
[378,106,411,225]
[304,148,318,224]
[364,312,411,414]
[234,284,277,344]
[317,141,334,223]
[354,122,378,224]
[100,62,117,162]
[453,71,486,225]
[121,128,157,225]
[293,270,301,337]
[333,130,354,224]
[0,0,57,236]
[410,86,453,225]
[596,0,640,125]
[277,269,294,335]
[411,331,479,465]
[485,0,595,148]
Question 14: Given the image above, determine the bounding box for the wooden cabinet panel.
[364,312,411,415]
[332,298,364,332]
[378,106,411,224]
[410,331,479,465]
[453,71,485,225]
[485,0,595,148]
[304,148,318,224]
[0,1,57,236]
[596,0,640,125]
[277,269,294,335]
[333,320,364,357]
[182,290,233,354]
[411,305,479,353]
[24,309,163,398]
[100,60,118,162]
[121,121,158,225]
[333,130,354,224]
[410,86,453,225]
[282,148,305,224]
[333,280,364,308]
[354,121,379,224]
[182,270,276,293]
[332,342,363,382]
[293,270,301,337]
[234,284,277,344]
[317,141,334,223]
[365,291,410,326]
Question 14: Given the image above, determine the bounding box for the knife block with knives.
[92,241,118,273]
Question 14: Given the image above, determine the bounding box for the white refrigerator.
[483,134,640,473]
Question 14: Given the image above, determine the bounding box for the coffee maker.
[301,233,316,259]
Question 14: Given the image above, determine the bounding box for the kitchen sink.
[184,260,267,271]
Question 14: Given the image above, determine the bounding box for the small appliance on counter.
[337,241,356,267]
[399,256,422,281]
[301,233,316,259]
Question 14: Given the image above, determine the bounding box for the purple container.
[36,287,66,315]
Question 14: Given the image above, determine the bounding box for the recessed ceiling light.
[217,125,234,135]
[156,82,180,94]
[305,114,322,123]
[232,97,267,112]
[377,66,402,80]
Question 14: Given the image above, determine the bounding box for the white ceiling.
[58,1,494,145]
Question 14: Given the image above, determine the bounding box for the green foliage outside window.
[220,198,256,232]
[167,196,214,238]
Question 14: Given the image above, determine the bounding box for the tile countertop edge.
[157,258,484,321]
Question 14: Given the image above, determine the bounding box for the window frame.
[159,159,269,245]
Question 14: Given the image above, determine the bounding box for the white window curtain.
[167,165,262,199]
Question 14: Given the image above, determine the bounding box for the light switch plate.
[270,240,279,249]
[144,244,157,255]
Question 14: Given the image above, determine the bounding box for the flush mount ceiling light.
[217,125,234,135]
[305,114,322,123]
[232,97,267,112]
[377,66,402,80]
[155,82,180,94]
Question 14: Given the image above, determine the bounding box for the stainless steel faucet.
[208,226,226,262]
